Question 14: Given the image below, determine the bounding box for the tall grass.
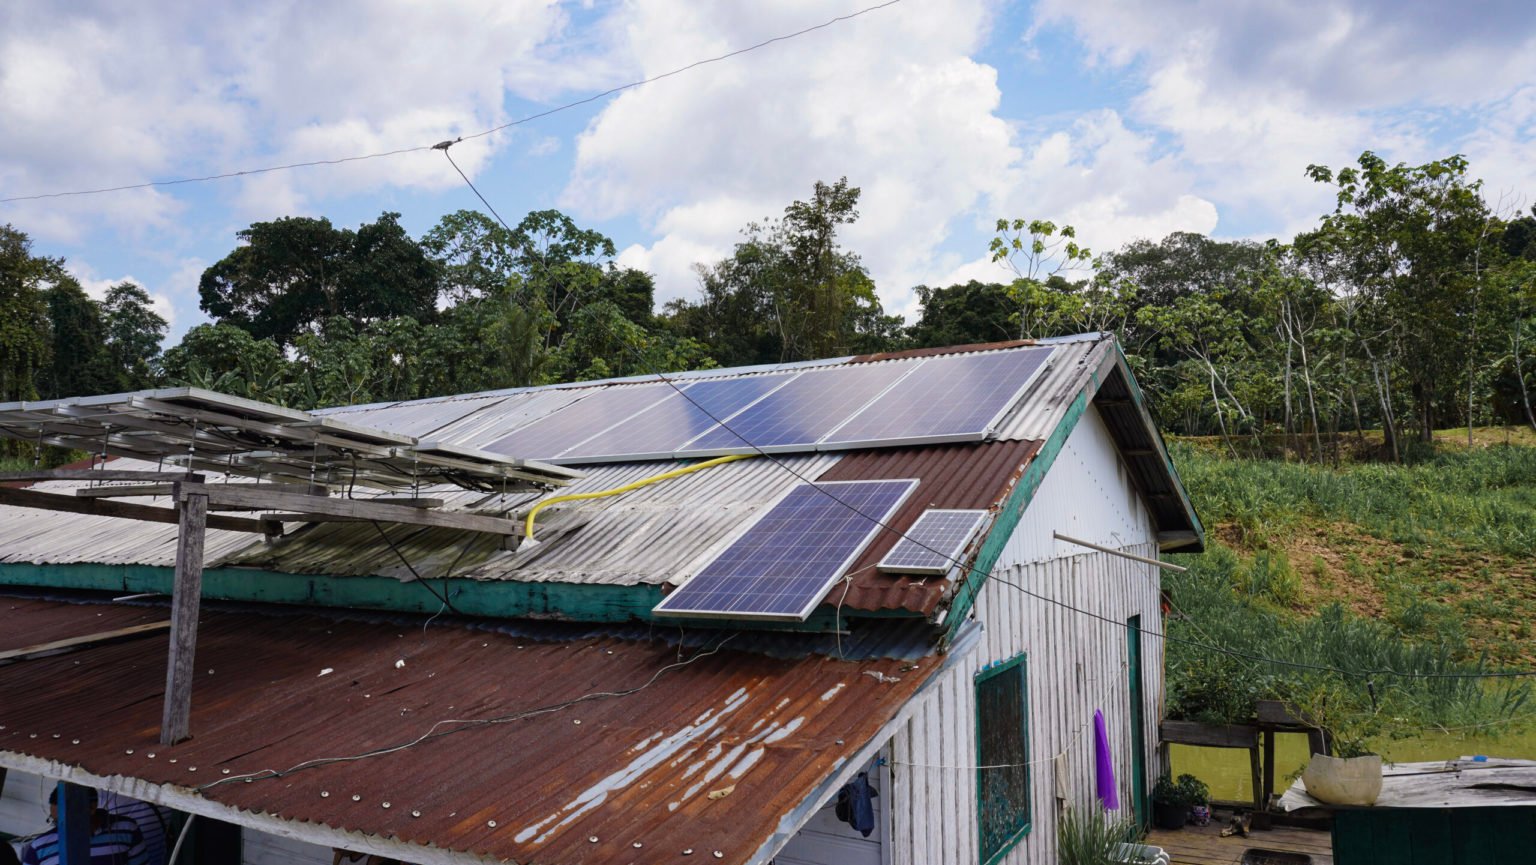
[1170,442,1536,556]
[1057,807,1140,865]
[1165,524,1531,740]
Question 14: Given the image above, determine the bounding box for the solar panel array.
[374,345,1055,465]
[877,509,990,575]
[653,479,916,620]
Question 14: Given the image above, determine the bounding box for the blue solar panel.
[878,509,989,575]
[482,384,673,460]
[679,363,915,454]
[653,479,916,620]
[822,348,1052,446]
[556,373,795,462]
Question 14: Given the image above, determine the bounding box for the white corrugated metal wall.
[886,406,1165,865]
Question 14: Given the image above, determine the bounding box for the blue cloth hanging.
[834,772,878,837]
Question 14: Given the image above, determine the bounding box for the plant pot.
[1302,754,1382,806]
[1152,800,1189,830]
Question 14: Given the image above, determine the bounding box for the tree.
[198,212,440,346]
[160,323,296,405]
[0,225,55,403]
[101,281,167,390]
[1305,152,1494,451]
[906,281,1016,348]
[39,277,114,399]
[672,178,899,365]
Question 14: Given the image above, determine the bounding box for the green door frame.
[1127,615,1149,825]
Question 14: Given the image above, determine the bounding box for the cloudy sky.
[2,0,1533,340]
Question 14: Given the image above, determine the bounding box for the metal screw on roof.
[169,758,177,763]
[221,769,230,774]
[382,802,391,809]
[588,837,598,844]
[632,842,643,849]
[147,752,155,758]
[487,821,497,828]
[683,849,694,855]
[713,852,723,859]
[411,811,421,818]
[188,767,197,772]
[71,739,79,744]
[352,795,361,802]
[573,720,581,725]
[321,792,330,798]
[52,734,60,739]
[125,750,133,754]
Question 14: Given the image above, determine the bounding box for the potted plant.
[1178,774,1211,826]
[1151,775,1190,830]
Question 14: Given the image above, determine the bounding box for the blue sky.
[2,0,1533,342]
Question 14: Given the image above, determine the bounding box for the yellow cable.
[522,454,757,544]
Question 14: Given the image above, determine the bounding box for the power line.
[0,0,905,205]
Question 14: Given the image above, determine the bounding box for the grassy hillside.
[1163,432,1536,747]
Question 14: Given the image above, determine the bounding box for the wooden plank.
[160,489,206,745]
[1263,729,1276,809]
[0,620,171,666]
[0,485,268,533]
[1160,719,1259,749]
[0,469,203,483]
[77,481,330,499]
[192,483,523,536]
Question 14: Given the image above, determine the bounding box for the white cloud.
[65,262,180,336]
[564,0,1016,317]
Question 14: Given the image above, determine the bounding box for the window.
[976,654,1030,864]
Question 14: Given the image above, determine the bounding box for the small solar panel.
[877,509,989,575]
[654,478,917,621]
[822,348,1052,447]
[556,373,796,462]
[679,363,915,454]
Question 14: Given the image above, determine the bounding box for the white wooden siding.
[775,755,891,865]
[242,829,334,865]
[887,405,1165,865]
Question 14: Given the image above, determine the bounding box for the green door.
[1127,615,1149,824]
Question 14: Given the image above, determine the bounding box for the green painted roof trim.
[944,388,1090,645]
[1109,342,1205,546]
[0,562,920,630]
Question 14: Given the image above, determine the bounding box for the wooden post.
[1261,729,1276,810]
[56,781,91,865]
[160,487,207,745]
[1248,744,1263,812]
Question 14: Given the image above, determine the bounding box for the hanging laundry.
[1094,709,1120,810]
[834,772,879,837]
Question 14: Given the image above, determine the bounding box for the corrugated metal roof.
[0,596,939,865]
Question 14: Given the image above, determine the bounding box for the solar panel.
[653,478,917,620]
[822,348,1052,447]
[481,384,673,460]
[877,509,989,575]
[556,373,796,462]
[679,363,916,454]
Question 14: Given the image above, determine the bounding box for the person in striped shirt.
[20,788,146,865]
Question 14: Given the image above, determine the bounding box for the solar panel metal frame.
[653,477,918,622]
[818,347,1055,451]
[877,508,990,575]
[549,372,800,464]
[481,383,679,461]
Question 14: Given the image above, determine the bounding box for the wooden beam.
[1159,720,1259,749]
[190,484,523,536]
[77,481,330,499]
[161,487,206,745]
[0,486,268,533]
[0,470,203,483]
[0,620,171,667]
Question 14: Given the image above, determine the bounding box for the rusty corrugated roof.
[0,597,938,864]
[810,440,1041,613]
